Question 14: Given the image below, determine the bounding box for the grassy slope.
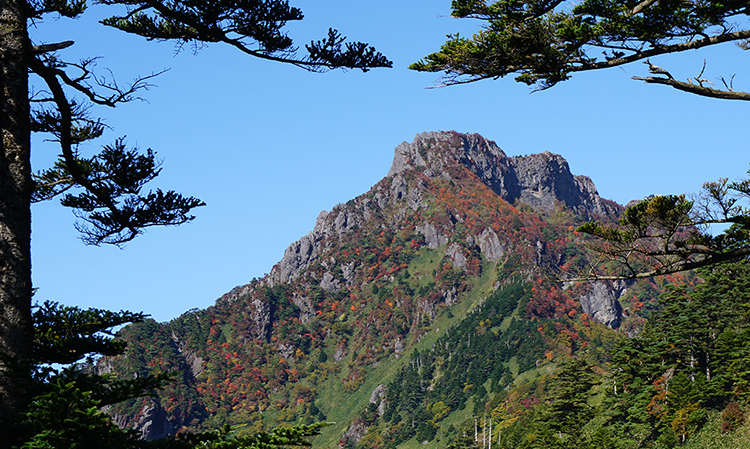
[312,248,501,447]
[310,246,558,448]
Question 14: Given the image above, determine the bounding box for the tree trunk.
[0,0,33,424]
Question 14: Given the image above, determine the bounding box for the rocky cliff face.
[270,131,619,286]
[579,281,631,329]
[388,131,618,217]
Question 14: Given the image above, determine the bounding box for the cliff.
[268,131,619,286]
[388,132,618,217]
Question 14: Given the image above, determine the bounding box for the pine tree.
[0,0,390,430]
[537,358,599,444]
[413,0,750,99]
[597,260,750,445]
[8,301,170,447]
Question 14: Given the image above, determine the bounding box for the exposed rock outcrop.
[342,261,357,284]
[171,331,205,378]
[267,131,618,287]
[369,384,388,416]
[341,385,388,446]
[416,222,448,249]
[512,152,615,217]
[580,281,631,329]
[388,131,619,218]
[268,211,330,285]
[255,299,274,340]
[320,271,341,291]
[446,243,468,270]
[477,228,505,262]
[291,294,315,324]
[343,420,368,446]
[133,399,172,441]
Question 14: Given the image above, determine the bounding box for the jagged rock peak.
[389,131,619,218]
[388,131,508,178]
[266,131,621,286]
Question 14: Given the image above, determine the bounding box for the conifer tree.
[413,0,750,99]
[596,261,750,445]
[8,301,170,447]
[532,358,598,446]
[0,0,390,431]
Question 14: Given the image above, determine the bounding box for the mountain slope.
[102,131,660,446]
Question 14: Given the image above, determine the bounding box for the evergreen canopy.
[573,178,750,280]
[412,0,750,99]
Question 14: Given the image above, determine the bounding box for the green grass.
[679,410,750,449]
[309,253,546,448]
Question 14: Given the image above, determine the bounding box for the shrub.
[721,402,745,432]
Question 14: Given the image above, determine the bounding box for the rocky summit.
[388,132,618,217]
[103,131,662,447]
[269,131,619,286]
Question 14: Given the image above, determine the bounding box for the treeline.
[449,260,750,448]
[346,281,548,448]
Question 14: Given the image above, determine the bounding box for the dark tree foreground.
[412,0,750,99]
[0,0,390,437]
[414,0,749,280]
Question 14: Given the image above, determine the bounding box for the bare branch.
[564,246,750,280]
[629,0,659,16]
[645,59,673,78]
[44,58,167,107]
[632,75,750,100]
[425,74,497,89]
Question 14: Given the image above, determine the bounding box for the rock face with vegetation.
[270,132,619,287]
[103,131,691,447]
[388,132,618,217]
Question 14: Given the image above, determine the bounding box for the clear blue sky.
[29,2,748,322]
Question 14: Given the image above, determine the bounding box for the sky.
[29,1,749,323]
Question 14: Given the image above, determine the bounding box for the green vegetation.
[411,5,750,443]
[2,300,329,449]
[60,132,750,448]
[6,302,167,448]
[376,282,544,447]
[10,97,745,449]
[413,0,750,100]
[443,260,750,448]
[92,145,635,447]
[16,141,747,448]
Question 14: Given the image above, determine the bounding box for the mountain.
[101,131,665,446]
[267,132,618,288]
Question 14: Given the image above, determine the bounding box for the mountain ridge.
[267,131,620,287]
[103,130,654,446]
[388,131,618,218]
